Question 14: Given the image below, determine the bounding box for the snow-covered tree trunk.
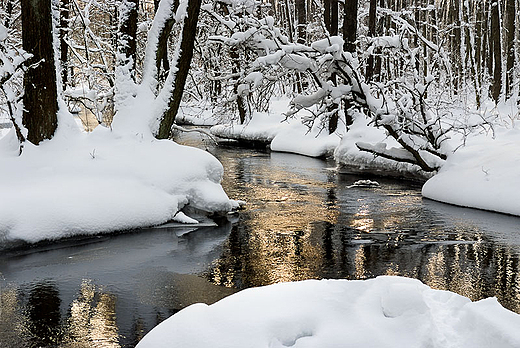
[118,0,139,78]
[59,0,69,89]
[21,0,59,145]
[156,0,202,138]
[366,0,377,81]
[296,0,306,44]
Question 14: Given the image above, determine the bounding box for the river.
[1,131,520,347]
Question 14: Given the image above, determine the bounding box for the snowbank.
[335,117,432,181]
[210,98,342,157]
[176,104,225,126]
[210,111,283,144]
[0,124,233,244]
[422,126,520,215]
[136,276,520,348]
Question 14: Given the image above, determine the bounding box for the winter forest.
[2,0,520,347]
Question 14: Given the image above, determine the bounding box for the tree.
[365,0,377,81]
[504,0,515,98]
[59,0,70,88]
[21,0,58,145]
[343,0,358,53]
[296,0,306,44]
[155,0,203,139]
[118,0,139,76]
[490,0,502,102]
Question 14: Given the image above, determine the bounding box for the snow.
[422,125,520,215]
[334,116,432,181]
[136,276,520,348]
[210,98,342,157]
[0,122,233,244]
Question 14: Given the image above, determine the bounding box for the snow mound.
[0,126,233,243]
[210,111,285,144]
[334,117,432,181]
[136,276,520,348]
[422,126,520,216]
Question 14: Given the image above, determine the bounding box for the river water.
[1,132,520,347]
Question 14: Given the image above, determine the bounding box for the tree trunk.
[21,0,58,145]
[296,0,306,44]
[157,0,202,139]
[343,0,358,53]
[60,0,70,89]
[155,0,180,79]
[366,0,377,81]
[342,0,358,127]
[330,0,338,35]
[490,0,502,102]
[119,0,139,77]
[504,0,515,98]
[324,0,331,33]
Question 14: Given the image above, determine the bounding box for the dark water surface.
[2,131,520,347]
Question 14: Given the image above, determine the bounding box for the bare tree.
[21,0,58,144]
[490,0,502,102]
[504,0,515,98]
[343,0,358,53]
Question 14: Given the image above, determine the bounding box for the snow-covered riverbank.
[136,276,520,348]
[422,126,520,215]
[0,123,236,244]
[206,98,520,216]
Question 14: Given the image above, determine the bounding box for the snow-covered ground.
[422,124,520,215]
[210,98,342,157]
[0,117,235,244]
[136,276,520,348]
[176,104,226,126]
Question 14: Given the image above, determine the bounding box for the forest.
[1,0,519,168]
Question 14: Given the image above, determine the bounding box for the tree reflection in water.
[205,148,520,314]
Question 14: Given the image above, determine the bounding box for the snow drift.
[422,126,520,215]
[136,276,520,348]
[0,123,234,244]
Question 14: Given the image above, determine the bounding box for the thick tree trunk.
[490,0,502,102]
[343,0,358,53]
[21,0,58,145]
[157,0,202,139]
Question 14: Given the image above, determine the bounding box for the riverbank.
[203,99,520,216]
[0,122,236,244]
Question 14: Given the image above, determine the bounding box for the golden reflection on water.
[0,285,29,346]
[212,151,520,314]
[213,153,340,286]
[62,280,120,348]
[62,280,119,348]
